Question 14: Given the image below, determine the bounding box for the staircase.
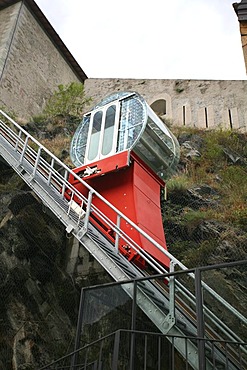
[0,110,246,369]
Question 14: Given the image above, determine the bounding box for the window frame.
[84,101,121,164]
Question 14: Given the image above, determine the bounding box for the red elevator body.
[66,150,169,269]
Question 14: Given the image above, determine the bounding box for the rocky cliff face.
[163,129,247,340]
[0,160,109,369]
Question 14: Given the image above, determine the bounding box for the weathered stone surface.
[167,185,219,209]
[223,146,246,164]
[85,78,247,132]
[0,164,109,368]
[0,3,82,119]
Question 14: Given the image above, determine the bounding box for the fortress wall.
[0,3,81,119]
[0,3,22,79]
[85,78,247,132]
[0,3,246,131]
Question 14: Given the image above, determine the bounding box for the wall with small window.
[85,79,247,132]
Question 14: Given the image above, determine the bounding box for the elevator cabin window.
[86,104,119,162]
[102,105,116,155]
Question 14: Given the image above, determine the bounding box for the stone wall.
[0,3,21,78]
[240,21,247,74]
[0,3,81,119]
[1,4,247,132]
[85,78,247,132]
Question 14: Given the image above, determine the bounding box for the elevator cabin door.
[84,102,121,165]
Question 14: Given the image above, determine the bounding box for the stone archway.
[150,99,166,116]
[149,93,172,120]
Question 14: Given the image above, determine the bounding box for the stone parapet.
[85,78,247,132]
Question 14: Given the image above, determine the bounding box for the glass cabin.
[70,91,180,180]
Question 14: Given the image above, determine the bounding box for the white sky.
[35,0,247,80]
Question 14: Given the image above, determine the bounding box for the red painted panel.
[66,151,169,269]
[132,159,169,267]
[70,150,130,182]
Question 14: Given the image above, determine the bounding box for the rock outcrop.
[0,159,109,369]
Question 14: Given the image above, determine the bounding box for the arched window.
[150,99,166,116]
[102,105,116,155]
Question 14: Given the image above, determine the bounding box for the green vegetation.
[175,87,184,93]
[0,105,16,117]
[165,174,192,192]
[7,91,244,269]
[169,128,246,200]
[174,81,184,94]
[33,82,91,122]
[30,82,92,166]
[165,128,247,267]
[0,105,16,126]
[182,239,218,267]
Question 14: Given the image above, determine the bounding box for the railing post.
[163,260,176,332]
[83,190,93,232]
[130,280,137,370]
[67,191,75,216]
[131,280,137,331]
[15,130,22,152]
[169,260,176,320]
[77,189,93,238]
[112,330,121,370]
[114,214,121,252]
[71,288,85,370]
[32,146,42,177]
[47,158,54,185]
[61,169,68,198]
[19,135,29,164]
[195,268,206,370]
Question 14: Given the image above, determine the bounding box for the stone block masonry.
[0,2,81,119]
[85,78,247,132]
[1,2,246,132]
[0,3,22,78]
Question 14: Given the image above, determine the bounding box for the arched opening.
[150,99,166,116]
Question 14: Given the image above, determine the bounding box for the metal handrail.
[0,110,246,345]
[38,328,247,370]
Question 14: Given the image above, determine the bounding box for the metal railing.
[69,262,246,370]
[0,110,246,368]
[39,328,247,370]
[36,263,247,370]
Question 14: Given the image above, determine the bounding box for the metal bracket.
[161,313,176,333]
[66,224,74,234]
[77,227,87,239]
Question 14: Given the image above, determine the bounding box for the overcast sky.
[35,0,246,80]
